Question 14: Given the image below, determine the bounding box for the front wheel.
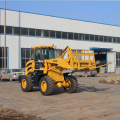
[64,76,78,93]
[39,76,54,96]
[21,75,33,92]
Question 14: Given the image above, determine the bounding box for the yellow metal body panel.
[25,60,35,75]
[47,66,64,83]
[32,45,54,49]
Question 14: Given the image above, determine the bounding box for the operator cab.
[32,46,55,69]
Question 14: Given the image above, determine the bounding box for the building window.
[54,49,62,58]
[44,30,49,37]
[0,47,8,68]
[6,26,12,34]
[50,31,56,38]
[113,37,117,43]
[99,36,104,42]
[36,29,41,37]
[116,52,120,67]
[31,49,35,60]
[79,34,84,40]
[29,28,35,36]
[95,35,99,41]
[104,36,108,42]
[108,37,112,42]
[117,38,120,43]
[62,32,67,39]
[13,27,20,35]
[21,28,28,36]
[1,25,120,44]
[90,35,94,41]
[21,48,31,68]
[68,33,73,39]
[0,25,4,34]
[56,31,61,38]
[74,33,78,40]
[85,34,89,40]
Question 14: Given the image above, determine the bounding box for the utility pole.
[4,0,6,72]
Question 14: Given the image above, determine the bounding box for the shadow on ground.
[32,84,110,95]
[0,80,110,95]
[77,84,110,93]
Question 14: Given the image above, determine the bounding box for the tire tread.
[21,75,33,92]
[65,75,78,93]
[40,76,54,96]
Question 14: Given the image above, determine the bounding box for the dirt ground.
[1,73,120,120]
[0,106,44,120]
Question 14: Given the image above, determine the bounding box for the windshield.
[35,48,54,61]
[12,69,22,72]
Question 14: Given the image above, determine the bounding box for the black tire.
[39,76,54,96]
[91,75,95,77]
[21,75,33,92]
[64,75,78,93]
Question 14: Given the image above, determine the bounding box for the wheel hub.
[22,79,27,88]
[65,79,71,90]
[41,81,47,92]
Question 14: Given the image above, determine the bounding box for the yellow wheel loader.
[20,45,110,96]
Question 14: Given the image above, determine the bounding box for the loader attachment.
[60,46,110,71]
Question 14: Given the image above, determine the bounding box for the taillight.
[13,73,16,75]
[89,70,93,72]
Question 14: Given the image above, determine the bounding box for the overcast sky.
[0,0,120,26]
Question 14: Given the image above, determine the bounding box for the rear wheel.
[39,76,54,96]
[21,75,33,92]
[64,75,78,93]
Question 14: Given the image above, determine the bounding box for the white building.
[0,8,120,73]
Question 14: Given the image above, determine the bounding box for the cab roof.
[32,45,54,49]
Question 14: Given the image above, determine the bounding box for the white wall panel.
[70,20,120,37]
[20,12,71,31]
[1,9,19,26]
[0,9,1,25]
[20,36,120,52]
[0,35,19,69]
[107,51,115,72]
[1,9,120,37]
[0,34,120,70]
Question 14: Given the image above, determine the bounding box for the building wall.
[0,35,19,69]
[0,9,120,72]
[0,9,120,37]
[107,51,116,72]
[0,34,120,70]
[0,9,19,27]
